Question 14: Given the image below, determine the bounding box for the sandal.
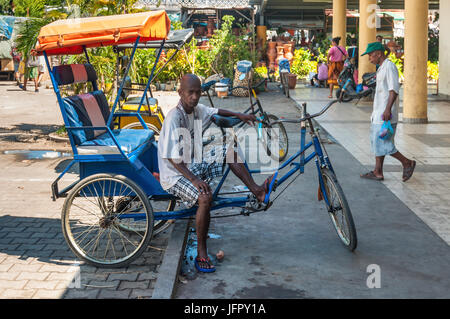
[360,171,384,181]
[195,256,216,273]
[261,171,278,210]
[402,160,416,182]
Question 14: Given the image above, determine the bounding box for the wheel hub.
[99,216,115,228]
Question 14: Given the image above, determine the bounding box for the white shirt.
[372,59,400,124]
[157,102,218,190]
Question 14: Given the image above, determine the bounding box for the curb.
[152,218,191,299]
[48,132,70,143]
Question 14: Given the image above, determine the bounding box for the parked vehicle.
[336,57,376,102]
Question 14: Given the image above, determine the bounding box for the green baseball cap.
[361,41,385,56]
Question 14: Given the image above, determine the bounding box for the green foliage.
[13,0,45,17]
[0,0,13,15]
[388,53,404,81]
[15,17,51,59]
[201,15,254,79]
[388,53,439,83]
[427,61,439,82]
[291,48,317,79]
[131,49,157,84]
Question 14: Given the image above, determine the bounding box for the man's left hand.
[382,109,392,122]
[238,113,257,126]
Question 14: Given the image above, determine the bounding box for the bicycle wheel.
[320,168,357,251]
[62,174,153,268]
[260,113,289,162]
[115,197,175,236]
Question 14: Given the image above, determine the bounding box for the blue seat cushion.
[77,129,155,155]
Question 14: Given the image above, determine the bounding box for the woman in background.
[327,36,348,98]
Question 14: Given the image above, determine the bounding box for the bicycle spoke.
[63,176,153,267]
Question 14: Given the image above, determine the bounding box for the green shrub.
[291,48,317,79]
[427,61,439,82]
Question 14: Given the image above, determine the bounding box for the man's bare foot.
[195,256,215,273]
[256,173,277,202]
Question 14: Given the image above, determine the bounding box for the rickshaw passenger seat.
[52,63,97,86]
[55,63,155,155]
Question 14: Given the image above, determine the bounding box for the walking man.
[360,42,416,182]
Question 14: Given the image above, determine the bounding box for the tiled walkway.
[290,84,450,245]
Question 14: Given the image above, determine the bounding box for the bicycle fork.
[304,114,333,207]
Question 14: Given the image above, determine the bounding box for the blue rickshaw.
[36,11,357,268]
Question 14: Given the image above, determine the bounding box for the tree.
[13,0,45,17]
[0,0,14,15]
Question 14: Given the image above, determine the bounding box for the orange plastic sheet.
[35,11,171,56]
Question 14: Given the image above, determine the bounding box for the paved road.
[174,83,450,299]
[0,83,176,299]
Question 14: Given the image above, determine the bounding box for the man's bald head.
[180,74,201,90]
[178,74,202,113]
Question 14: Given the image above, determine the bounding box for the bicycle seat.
[211,114,242,128]
[201,80,217,92]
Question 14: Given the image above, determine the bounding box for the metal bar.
[213,166,231,198]
[149,46,180,85]
[233,8,251,22]
[135,39,166,129]
[248,141,313,174]
[83,46,98,91]
[152,196,249,221]
[108,36,140,127]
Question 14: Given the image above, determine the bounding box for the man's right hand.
[193,179,211,195]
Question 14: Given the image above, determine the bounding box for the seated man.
[158,74,276,273]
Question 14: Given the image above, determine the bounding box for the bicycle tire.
[260,113,289,162]
[62,174,154,268]
[320,168,357,251]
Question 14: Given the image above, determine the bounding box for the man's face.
[178,79,201,114]
[368,50,382,65]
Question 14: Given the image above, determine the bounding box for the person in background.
[327,36,348,98]
[376,35,383,43]
[19,51,39,92]
[10,46,22,86]
[35,55,46,92]
[347,38,359,84]
[310,60,328,88]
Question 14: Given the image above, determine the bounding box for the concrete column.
[358,0,377,83]
[332,0,347,44]
[439,0,450,97]
[403,0,428,123]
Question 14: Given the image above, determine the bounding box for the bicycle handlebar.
[272,99,340,124]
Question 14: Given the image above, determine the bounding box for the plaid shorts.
[166,144,228,208]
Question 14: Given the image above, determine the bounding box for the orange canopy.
[35,11,171,56]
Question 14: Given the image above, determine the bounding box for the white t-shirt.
[157,102,219,190]
[372,59,400,124]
